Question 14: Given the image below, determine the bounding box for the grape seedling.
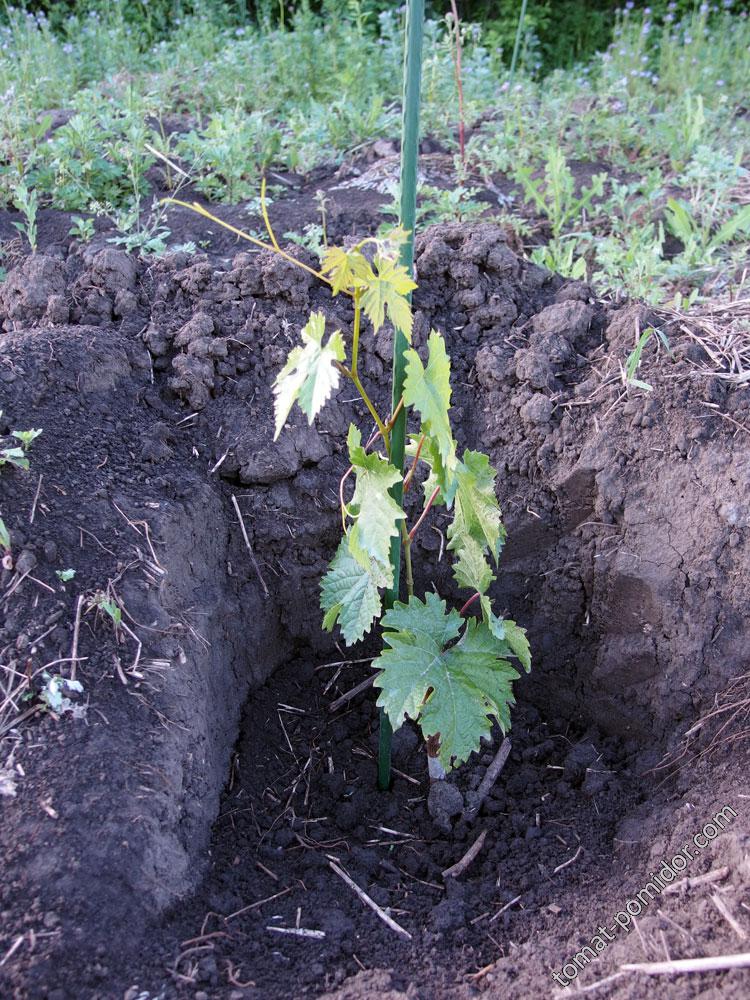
[271,227,531,773]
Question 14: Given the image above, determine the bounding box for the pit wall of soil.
[0,222,747,994]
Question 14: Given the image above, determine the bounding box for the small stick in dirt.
[632,916,652,960]
[621,952,750,976]
[489,893,523,923]
[3,569,30,600]
[29,474,42,524]
[466,962,495,983]
[442,829,488,879]
[266,926,325,940]
[663,866,729,894]
[656,908,695,945]
[231,494,269,599]
[0,935,24,968]
[224,887,292,921]
[553,844,583,875]
[711,893,748,941]
[256,861,279,882]
[462,737,511,823]
[328,860,412,941]
[552,970,628,996]
[391,765,420,786]
[70,594,84,683]
[329,674,374,713]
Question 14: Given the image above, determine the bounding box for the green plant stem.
[401,523,414,598]
[379,0,424,792]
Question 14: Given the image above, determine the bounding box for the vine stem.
[403,433,426,493]
[349,291,391,454]
[459,591,481,616]
[260,177,281,253]
[408,485,441,542]
[163,197,341,291]
[401,524,414,598]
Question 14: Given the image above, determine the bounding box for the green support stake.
[378,0,425,791]
[509,0,529,83]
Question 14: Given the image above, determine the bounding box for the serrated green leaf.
[0,516,10,551]
[374,594,520,768]
[447,450,505,563]
[377,591,464,648]
[346,425,404,586]
[403,331,457,483]
[320,536,382,644]
[503,619,532,672]
[321,246,371,296]
[273,311,345,439]
[453,535,495,595]
[714,203,750,247]
[360,253,416,338]
[479,596,508,641]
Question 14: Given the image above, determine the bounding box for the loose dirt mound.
[0,219,748,1000]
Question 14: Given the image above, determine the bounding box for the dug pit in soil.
[0,216,748,1000]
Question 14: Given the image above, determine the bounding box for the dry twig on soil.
[328,859,412,940]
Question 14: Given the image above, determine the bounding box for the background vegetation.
[16,0,750,72]
[0,0,748,305]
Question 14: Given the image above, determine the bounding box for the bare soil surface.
[0,168,748,1000]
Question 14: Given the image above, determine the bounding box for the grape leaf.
[480,596,506,640]
[376,225,410,258]
[373,594,520,768]
[447,450,505,563]
[360,253,416,338]
[273,311,345,440]
[321,246,371,296]
[474,603,531,670]
[406,434,458,507]
[320,536,382,644]
[453,535,495,595]
[346,425,405,587]
[502,619,532,672]
[403,331,457,489]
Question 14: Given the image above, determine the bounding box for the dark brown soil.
[0,172,748,1000]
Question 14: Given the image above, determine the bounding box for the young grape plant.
[272,225,531,773]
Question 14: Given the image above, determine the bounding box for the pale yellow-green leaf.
[273,311,345,439]
[360,253,416,338]
[321,246,371,296]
